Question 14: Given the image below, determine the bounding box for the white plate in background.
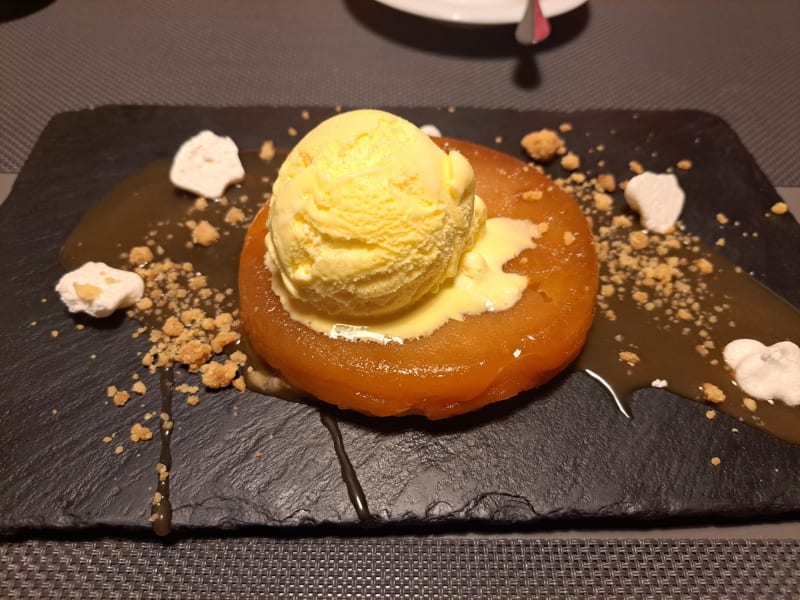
[373,0,588,25]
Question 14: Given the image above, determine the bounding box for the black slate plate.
[1,106,799,534]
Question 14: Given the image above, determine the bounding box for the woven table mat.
[1,0,799,185]
[2,538,799,599]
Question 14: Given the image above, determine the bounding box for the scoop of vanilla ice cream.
[266,109,485,318]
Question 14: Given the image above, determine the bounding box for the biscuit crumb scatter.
[560,152,580,171]
[677,159,693,170]
[191,220,220,247]
[619,351,640,365]
[114,445,124,455]
[521,129,565,162]
[176,383,199,394]
[770,201,789,215]
[50,330,59,338]
[301,110,310,120]
[628,160,644,174]
[102,436,113,443]
[107,386,118,398]
[710,456,721,466]
[715,237,726,247]
[130,422,153,442]
[201,360,238,389]
[743,397,758,412]
[597,173,616,192]
[288,127,298,137]
[129,246,154,265]
[716,213,729,225]
[187,395,200,406]
[563,232,576,246]
[156,462,169,481]
[162,316,185,337]
[522,190,543,201]
[113,390,131,407]
[259,140,275,161]
[224,207,245,225]
[558,122,573,133]
[132,381,147,395]
[193,197,208,211]
[233,377,246,392]
[693,258,714,274]
[705,410,716,420]
[593,192,614,211]
[628,230,649,250]
[702,383,726,404]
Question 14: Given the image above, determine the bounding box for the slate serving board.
[1,106,799,534]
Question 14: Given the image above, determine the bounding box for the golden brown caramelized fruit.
[239,138,598,419]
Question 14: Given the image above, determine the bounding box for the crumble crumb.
[770,201,789,215]
[710,457,721,466]
[201,360,238,389]
[102,436,113,443]
[130,423,153,442]
[162,316,184,337]
[560,152,580,171]
[224,207,245,225]
[132,381,147,395]
[113,390,131,407]
[176,383,199,394]
[628,231,649,250]
[676,159,693,170]
[693,258,714,274]
[702,383,726,404]
[743,397,758,412]
[129,246,154,265]
[521,129,565,162]
[114,445,124,455]
[259,140,275,161]
[597,173,616,192]
[593,192,614,211]
[301,110,310,120]
[558,122,573,133]
[705,409,716,420]
[619,351,640,365]
[288,127,298,137]
[715,212,729,225]
[191,220,220,247]
[187,395,200,406]
[494,136,503,144]
[50,330,59,338]
[628,160,644,174]
[563,232,576,246]
[522,190,543,201]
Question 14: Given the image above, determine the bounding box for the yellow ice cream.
[266,109,483,318]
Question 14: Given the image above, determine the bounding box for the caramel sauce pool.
[60,148,800,532]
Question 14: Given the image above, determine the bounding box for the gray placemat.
[1,0,799,185]
[2,538,799,599]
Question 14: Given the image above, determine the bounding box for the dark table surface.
[1,1,799,598]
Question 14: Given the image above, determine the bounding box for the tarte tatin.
[239,137,598,419]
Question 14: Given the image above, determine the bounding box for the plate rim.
[371,0,588,25]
